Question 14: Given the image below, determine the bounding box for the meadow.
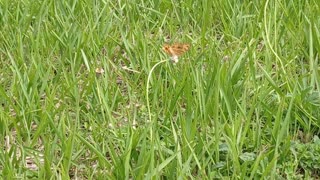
[1,0,320,179]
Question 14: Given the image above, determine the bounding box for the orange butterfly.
[162,43,190,63]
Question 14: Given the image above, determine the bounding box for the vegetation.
[1,0,320,179]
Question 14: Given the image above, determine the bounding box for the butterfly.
[162,43,190,63]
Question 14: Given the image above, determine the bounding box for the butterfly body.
[162,43,190,63]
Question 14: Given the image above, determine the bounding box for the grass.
[1,0,320,179]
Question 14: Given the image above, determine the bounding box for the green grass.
[1,0,320,179]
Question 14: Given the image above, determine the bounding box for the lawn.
[1,0,320,179]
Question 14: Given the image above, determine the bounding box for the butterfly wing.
[171,43,190,56]
[163,43,190,56]
[162,44,174,56]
